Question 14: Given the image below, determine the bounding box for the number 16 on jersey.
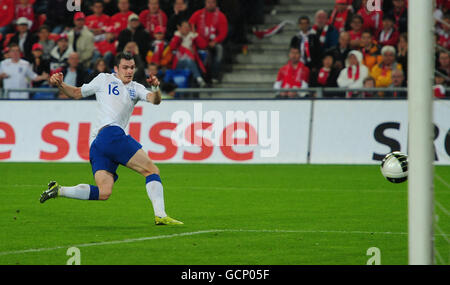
[108,84,120,96]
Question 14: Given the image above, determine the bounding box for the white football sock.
[146,180,167,218]
[59,184,91,200]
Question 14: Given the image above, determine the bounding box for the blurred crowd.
[274,0,450,98]
[0,0,269,99]
[0,0,448,100]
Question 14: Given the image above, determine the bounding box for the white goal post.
[408,0,435,264]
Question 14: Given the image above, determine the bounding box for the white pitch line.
[435,174,450,190]
[0,230,222,257]
[434,224,450,244]
[2,228,448,257]
[434,247,445,265]
[436,201,450,217]
[1,228,449,257]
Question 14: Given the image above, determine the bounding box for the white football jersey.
[80,73,149,137]
[0,58,37,99]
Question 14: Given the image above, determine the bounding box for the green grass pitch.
[0,163,449,265]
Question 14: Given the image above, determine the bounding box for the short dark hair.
[177,19,189,27]
[115,52,134,67]
[439,50,449,57]
[298,16,310,24]
[94,58,106,69]
[322,53,335,62]
[8,42,20,49]
[399,32,407,41]
[363,76,376,84]
[382,14,395,22]
[39,25,50,32]
[362,29,373,36]
[352,15,363,23]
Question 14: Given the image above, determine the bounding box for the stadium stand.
[222,0,333,91]
[0,0,449,99]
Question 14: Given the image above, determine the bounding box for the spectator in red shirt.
[14,0,34,28]
[189,0,228,83]
[189,0,228,47]
[349,14,364,49]
[0,0,15,36]
[274,46,310,98]
[376,15,399,47]
[85,0,111,37]
[139,0,168,38]
[169,20,207,87]
[328,0,353,33]
[357,0,383,34]
[110,0,133,36]
[94,30,117,69]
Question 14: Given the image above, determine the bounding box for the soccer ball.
[380,151,408,183]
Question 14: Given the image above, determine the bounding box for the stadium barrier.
[0,89,449,165]
[0,87,414,99]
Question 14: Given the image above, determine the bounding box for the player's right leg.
[40,128,118,204]
[126,149,183,225]
[40,181,101,203]
[93,170,114,200]
[40,172,115,204]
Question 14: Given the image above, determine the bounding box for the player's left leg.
[126,149,183,225]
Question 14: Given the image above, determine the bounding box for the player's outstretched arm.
[49,72,83,100]
[146,75,162,105]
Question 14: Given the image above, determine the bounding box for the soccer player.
[39,52,183,226]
